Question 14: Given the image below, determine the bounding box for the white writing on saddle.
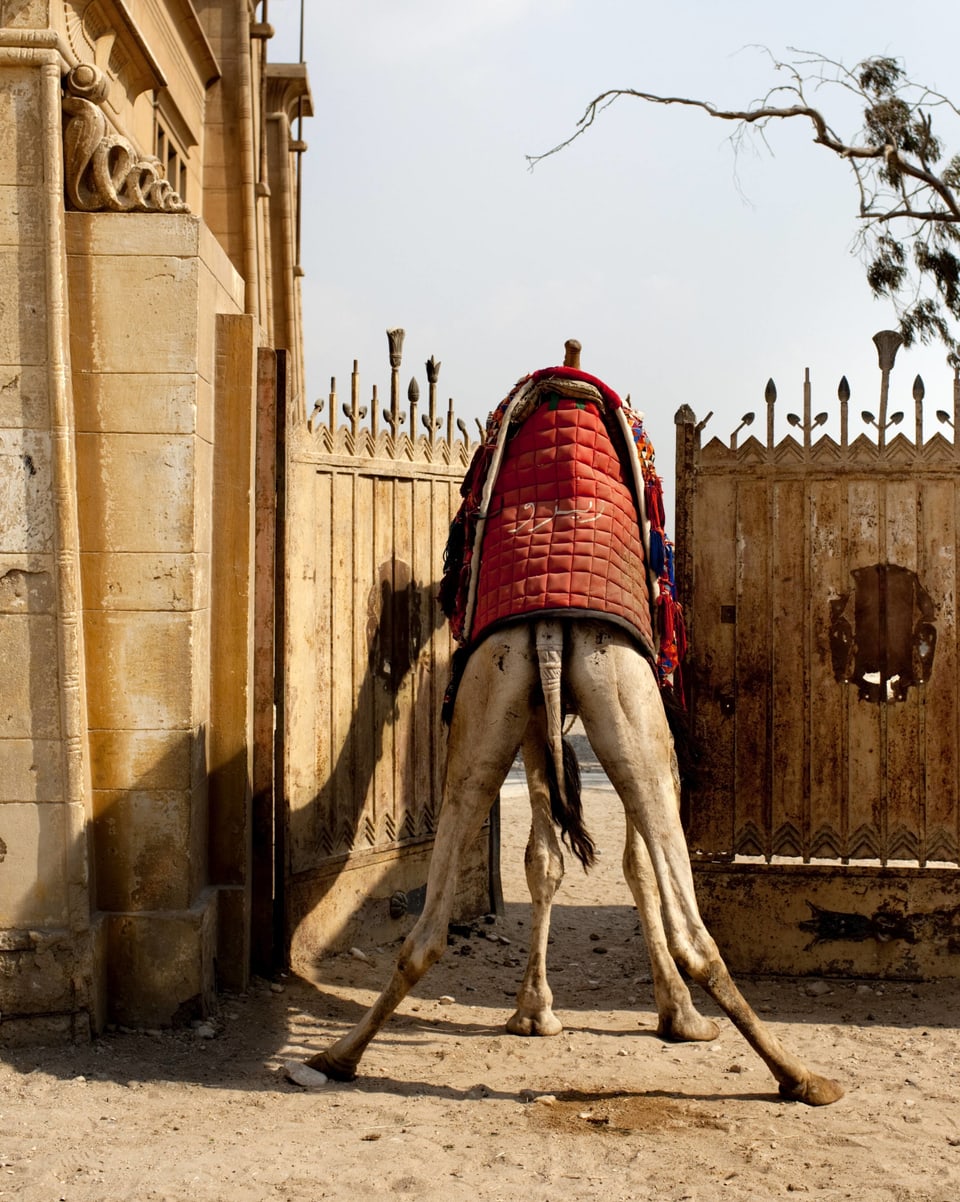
[512,499,606,535]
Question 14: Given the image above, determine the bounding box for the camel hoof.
[657,1010,720,1043]
[305,1050,358,1082]
[506,1009,563,1037]
[779,1073,844,1107]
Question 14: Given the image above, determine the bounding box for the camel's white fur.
[308,618,843,1106]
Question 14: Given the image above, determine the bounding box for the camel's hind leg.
[569,623,842,1106]
[506,714,565,1037]
[307,629,537,1081]
[622,817,719,1042]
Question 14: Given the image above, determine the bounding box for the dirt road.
[2,779,958,1201]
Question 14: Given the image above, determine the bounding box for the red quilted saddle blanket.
[439,364,686,700]
[470,395,654,653]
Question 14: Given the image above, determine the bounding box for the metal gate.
[276,333,493,970]
[676,333,960,978]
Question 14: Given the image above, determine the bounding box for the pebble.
[349,947,370,962]
[804,980,832,997]
[284,1061,328,1089]
[438,995,455,1005]
[270,982,285,994]
[195,1023,216,1040]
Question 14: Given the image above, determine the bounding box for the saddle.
[440,364,685,700]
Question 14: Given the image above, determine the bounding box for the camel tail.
[535,620,596,871]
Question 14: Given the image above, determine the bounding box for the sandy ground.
[2,776,959,1202]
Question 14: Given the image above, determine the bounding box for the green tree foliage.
[530,51,960,366]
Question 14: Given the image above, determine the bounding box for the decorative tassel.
[649,530,666,576]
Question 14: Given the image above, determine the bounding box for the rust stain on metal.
[829,563,936,703]
[799,899,960,953]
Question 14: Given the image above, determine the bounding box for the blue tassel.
[650,530,666,575]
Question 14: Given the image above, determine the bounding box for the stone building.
[0,1,310,1042]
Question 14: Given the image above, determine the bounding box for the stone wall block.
[65,213,201,261]
[81,551,208,612]
[0,802,71,927]
[84,610,198,731]
[73,372,199,436]
[0,65,42,187]
[0,427,53,552]
[192,429,213,555]
[0,366,47,431]
[0,738,62,801]
[67,252,201,376]
[0,4,51,35]
[0,245,46,368]
[92,787,193,912]
[196,375,214,445]
[0,184,43,247]
[76,431,198,554]
[190,601,211,735]
[0,557,55,612]
[87,728,195,792]
[188,774,209,903]
[0,611,60,738]
[104,889,217,1028]
[199,225,245,312]
[0,927,92,1036]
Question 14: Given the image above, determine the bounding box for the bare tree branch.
[528,50,960,365]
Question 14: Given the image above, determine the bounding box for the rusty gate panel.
[808,477,846,859]
[677,335,960,977]
[280,336,488,968]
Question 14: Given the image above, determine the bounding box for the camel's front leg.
[622,818,719,1043]
[570,626,843,1106]
[506,716,565,1037]
[307,629,537,1081]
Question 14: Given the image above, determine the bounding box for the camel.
[307,347,843,1107]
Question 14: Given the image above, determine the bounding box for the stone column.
[0,33,97,1045]
[66,212,247,1028]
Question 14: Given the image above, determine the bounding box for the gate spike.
[408,376,420,439]
[765,378,777,451]
[425,356,441,446]
[837,376,850,453]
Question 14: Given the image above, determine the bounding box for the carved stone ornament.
[62,64,189,214]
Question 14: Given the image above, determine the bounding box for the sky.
[267,1,960,515]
